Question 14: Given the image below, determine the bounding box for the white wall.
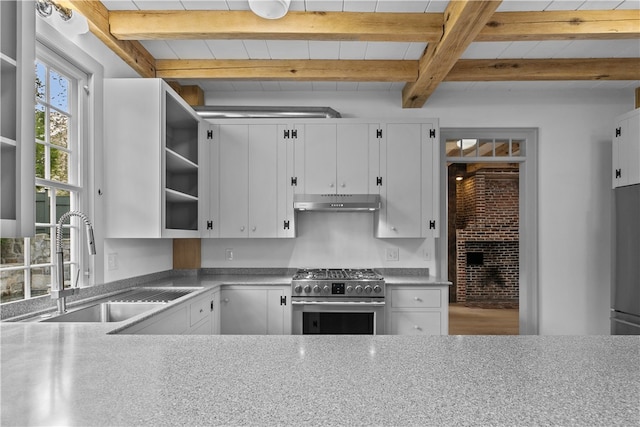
[103,239,172,282]
[202,212,434,269]
[49,23,636,334]
[203,87,634,335]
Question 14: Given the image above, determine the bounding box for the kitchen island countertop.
[1,322,638,426]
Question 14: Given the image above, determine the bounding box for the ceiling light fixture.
[248,0,291,20]
[35,0,89,35]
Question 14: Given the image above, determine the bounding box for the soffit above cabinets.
[60,0,640,106]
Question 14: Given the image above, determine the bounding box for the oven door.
[292,299,385,335]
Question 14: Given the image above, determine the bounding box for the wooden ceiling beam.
[156,59,418,82]
[402,0,503,108]
[156,58,638,82]
[478,10,640,41]
[108,10,639,43]
[446,58,640,81]
[109,10,443,42]
[59,0,156,78]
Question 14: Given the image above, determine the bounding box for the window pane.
[445,140,461,157]
[35,143,46,179]
[462,139,478,157]
[50,147,69,183]
[35,62,46,100]
[55,189,72,239]
[495,139,509,157]
[30,266,52,297]
[50,69,69,113]
[1,238,25,265]
[512,140,524,156]
[35,187,50,226]
[1,269,25,303]
[478,139,494,157]
[35,104,45,141]
[49,110,68,148]
[31,233,52,265]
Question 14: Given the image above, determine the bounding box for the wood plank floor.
[449,303,519,335]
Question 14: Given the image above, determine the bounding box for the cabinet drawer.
[190,296,211,327]
[390,311,441,335]
[391,288,441,308]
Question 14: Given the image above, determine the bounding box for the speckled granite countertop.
[1,326,638,426]
[2,269,448,321]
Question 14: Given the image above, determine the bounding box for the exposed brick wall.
[455,168,519,306]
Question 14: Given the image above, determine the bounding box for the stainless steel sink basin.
[41,302,165,323]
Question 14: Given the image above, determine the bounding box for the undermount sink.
[41,302,165,323]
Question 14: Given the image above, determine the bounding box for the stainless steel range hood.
[294,194,380,212]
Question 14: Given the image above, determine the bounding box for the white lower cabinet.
[119,290,217,335]
[220,285,291,335]
[386,285,448,335]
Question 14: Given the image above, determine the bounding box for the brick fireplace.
[453,167,519,308]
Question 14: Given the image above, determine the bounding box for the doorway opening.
[439,129,538,335]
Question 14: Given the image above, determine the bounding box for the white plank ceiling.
[100,0,640,92]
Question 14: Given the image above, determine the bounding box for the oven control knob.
[294,285,302,294]
[355,285,363,294]
[313,285,321,294]
[303,285,311,294]
[346,285,354,294]
[364,286,373,294]
[373,285,382,294]
[322,285,330,294]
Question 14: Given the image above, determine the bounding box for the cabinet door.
[266,288,291,335]
[613,117,629,188]
[0,0,35,238]
[377,123,423,238]
[201,124,219,237]
[248,124,278,237]
[628,112,640,186]
[278,125,296,237]
[302,123,337,194]
[220,286,290,335]
[613,111,640,188]
[220,288,268,334]
[104,80,162,238]
[421,124,439,238]
[336,123,370,194]
[218,124,249,237]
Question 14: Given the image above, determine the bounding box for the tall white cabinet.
[0,0,35,238]
[104,79,202,238]
[374,120,439,239]
[612,109,640,188]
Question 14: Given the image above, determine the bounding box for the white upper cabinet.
[612,109,640,188]
[249,124,280,237]
[104,79,201,238]
[374,120,439,239]
[295,123,372,195]
[0,0,35,238]
[300,123,337,194]
[336,123,372,194]
[218,124,249,238]
[209,121,294,238]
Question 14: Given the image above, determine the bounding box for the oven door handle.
[291,301,385,306]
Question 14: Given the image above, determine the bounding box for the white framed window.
[0,43,89,303]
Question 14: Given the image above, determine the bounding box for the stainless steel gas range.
[291,268,385,335]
